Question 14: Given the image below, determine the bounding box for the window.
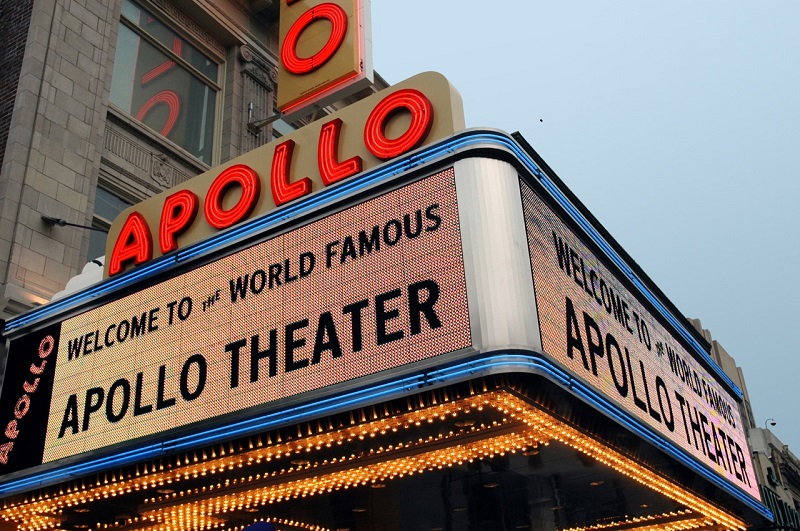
[110,0,219,162]
[87,188,132,261]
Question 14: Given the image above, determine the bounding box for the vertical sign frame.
[277,0,374,121]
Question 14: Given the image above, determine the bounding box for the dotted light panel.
[0,168,470,472]
[520,180,760,501]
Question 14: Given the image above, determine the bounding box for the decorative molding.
[191,0,252,43]
[104,127,150,173]
[101,157,162,195]
[148,0,225,55]
[103,127,194,192]
[239,44,254,63]
[242,62,274,90]
[151,154,174,187]
[240,43,277,77]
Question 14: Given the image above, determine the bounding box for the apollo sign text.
[104,72,464,277]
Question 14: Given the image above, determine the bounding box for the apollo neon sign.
[105,72,465,277]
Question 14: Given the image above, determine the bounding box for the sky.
[371,2,800,452]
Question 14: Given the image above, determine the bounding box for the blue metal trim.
[1,130,758,512]
[0,352,770,520]
[426,354,770,518]
[2,130,742,399]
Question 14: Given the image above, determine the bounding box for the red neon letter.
[39,335,54,358]
[109,212,153,276]
[364,89,434,160]
[318,118,362,186]
[203,165,261,230]
[136,91,180,136]
[160,189,199,254]
[281,3,348,75]
[271,139,311,206]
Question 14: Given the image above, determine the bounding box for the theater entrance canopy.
[0,128,771,530]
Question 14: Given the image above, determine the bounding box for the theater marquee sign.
[0,117,762,513]
[0,168,470,472]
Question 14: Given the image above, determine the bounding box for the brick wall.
[0,0,35,171]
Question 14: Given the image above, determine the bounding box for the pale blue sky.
[372,1,800,451]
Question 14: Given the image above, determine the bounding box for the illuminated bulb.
[0,391,746,531]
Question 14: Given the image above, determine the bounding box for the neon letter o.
[204,164,261,229]
[39,335,55,359]
[281,3,348,75]
[364,89,434,160]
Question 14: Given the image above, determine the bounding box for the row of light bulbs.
[1,390,746,531]
[494,393,747,531]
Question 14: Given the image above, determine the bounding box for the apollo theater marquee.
[0,1,772,530]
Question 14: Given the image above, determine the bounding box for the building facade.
[0,1,787,531]
[0,0,382,322]
[691,318,800,530]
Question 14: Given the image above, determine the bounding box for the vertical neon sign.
[277,0,374,121]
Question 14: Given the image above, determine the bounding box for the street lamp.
[765,418,777,428]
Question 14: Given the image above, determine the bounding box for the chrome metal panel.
[454,157,541,353]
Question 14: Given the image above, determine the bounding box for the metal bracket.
[247,102,282,134]
[41,215,108,233]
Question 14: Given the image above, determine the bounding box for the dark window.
[110,0,219,162]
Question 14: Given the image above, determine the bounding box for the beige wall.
[0,0,120,318]
[0,0,285,320]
